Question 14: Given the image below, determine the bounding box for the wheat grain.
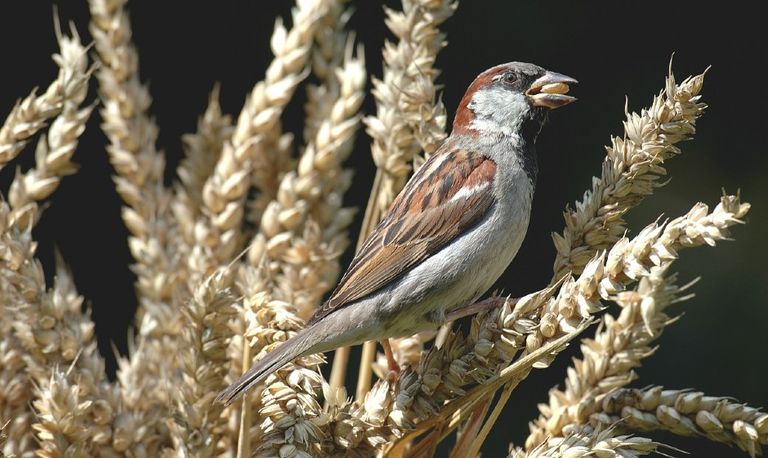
[231,12,365,454]
[235,265,327,458]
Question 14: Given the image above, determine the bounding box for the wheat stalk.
[4,24,92,230]
[177,85,233,219]
[231,2,365,454]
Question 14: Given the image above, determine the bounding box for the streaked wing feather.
[309,148,497,323]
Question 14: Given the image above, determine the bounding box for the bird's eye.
[502,72,518,85]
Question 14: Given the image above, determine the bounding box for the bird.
[216,62,576,406]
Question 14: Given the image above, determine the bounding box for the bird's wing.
[309,147,497,324]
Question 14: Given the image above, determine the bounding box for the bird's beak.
[526,71,578,109]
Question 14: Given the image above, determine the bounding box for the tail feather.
[215,325,317,406]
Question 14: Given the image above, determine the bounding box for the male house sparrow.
[217,62,576,405]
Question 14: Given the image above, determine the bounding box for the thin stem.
[465,381,515,457]
[329,345,350,389]
[356,340,377,399]
[449,398,491,458]
[236,344,251,458]
[330,169,383,390]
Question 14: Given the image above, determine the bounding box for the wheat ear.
[590,386,768,457]
[0,21,90,172]
[88,0,188,422]
[552,67,708,280]
[525,194,751,450]
[169,269,238,456]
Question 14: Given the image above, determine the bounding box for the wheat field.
[1,1,766,457]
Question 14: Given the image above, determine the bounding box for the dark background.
[2,1,766,456]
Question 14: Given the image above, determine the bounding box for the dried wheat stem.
[169,269,239,456]
[0,22,89,172]
[89,0,181,316]
[202,0,327,267]
[552,68,708,280]
[526,194,751,450]
[511,424,661,458]
[589,387,768,457]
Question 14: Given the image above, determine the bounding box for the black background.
[2,1,766,456]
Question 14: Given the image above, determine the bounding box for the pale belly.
[379,203,530,338]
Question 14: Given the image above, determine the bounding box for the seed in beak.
[539,82,570,95]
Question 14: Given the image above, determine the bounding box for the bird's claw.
[382,338,401,383]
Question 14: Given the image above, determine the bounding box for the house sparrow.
[216,62,576,406]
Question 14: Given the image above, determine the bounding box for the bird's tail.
[215,324,319,406]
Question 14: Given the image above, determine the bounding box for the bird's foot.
[445,296,517,322]
[382,339,401,383]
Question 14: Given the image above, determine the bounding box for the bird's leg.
[444,296,517,322]
[381,338,400,383]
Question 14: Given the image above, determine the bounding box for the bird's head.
[452,62,576,139]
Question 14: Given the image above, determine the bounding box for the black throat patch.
[517,112,547,185]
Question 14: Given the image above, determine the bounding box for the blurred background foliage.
[2,1,765,455]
